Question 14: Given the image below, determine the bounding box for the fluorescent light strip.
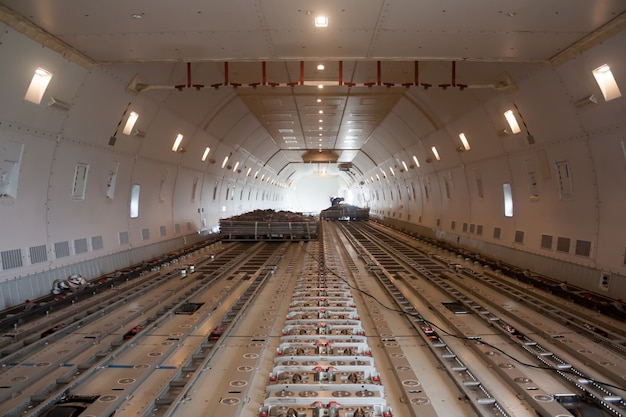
[25,67,53,104]
[201,147,211,161]
[123,111,139,135]
[413,155,420,167]
[172,134,183,152]
[431,146,440,161]
[458,133,471,151]
[503,110,522,134]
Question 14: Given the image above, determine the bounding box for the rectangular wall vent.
[1,248,23,270]
[462,223,468,232]
[175,223,181,234]
[476,225,483,235]
[514,230,524,244]
[160,225,167,237]
[540,234,553,249]
[418,216,422,223]
[575,240,592,257]
[141,228,150,241]
[555,161,574,199]
[54,241,70,258]
[71,162,89,200]
[29,244,48,264]
[74,238,88,254]
[187,222,193,232]
[493,227,502,239]
[469,224,475,234]
[119,231,129,245]
[556,237,571,253]
[451,221,456,230]
[91,235,104,251]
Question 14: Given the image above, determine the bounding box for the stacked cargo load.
[220,210,319,240]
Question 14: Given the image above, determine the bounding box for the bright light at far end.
[314,16,328,27]
[171,134,183,152]
[201,147,211,161]
[317,64,325,71]
[504,110,522,134]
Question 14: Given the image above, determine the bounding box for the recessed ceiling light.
[318,110,323,114]
[314,16,328,27]
[317,64,325,71]
[317,98,322,103]
[319,119,323,123]
[131,13,144,19]
[319,127,323,130]
[318,84,324,89]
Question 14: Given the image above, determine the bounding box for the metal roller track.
[342,221,626,417]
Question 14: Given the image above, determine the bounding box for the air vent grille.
[119,231,129,245]
[1,248,23,270]
[476,225,483,235]
[514,230,524,244]
[493,227,501,239]
[575,240,591,257]
[462,223,468,232]
[55,241,70,258]
[160,225,167,237]
[74,238,88,254]
[451,221,456,230]
[29,244,48,264]
[540,234,553,249]
[141,228,150,241]
[556,237,570,253]
[469,224,475,234]
[91,236,103,251]
[175,223,181,234]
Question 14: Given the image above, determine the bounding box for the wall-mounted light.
[431,146,441,161]
[123,111,140,135]
[503,110,522,134]
[412,155,420,168]
[592,64,622,101]
[389,167,395,176]
[25,67,53,104]
[254,170,259,179]
[172,134,184,152]
[458,133,471,151]
[402,161,409,171]
[221,155,229,168]
[246,167,252,176]
[201,147,211,162]
[233,161,240,172]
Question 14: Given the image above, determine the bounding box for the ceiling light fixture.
[122,111,140,135]
[221,155,229,168]
[172,134,184,152]
[402,161,409,171]
[201,147,211,161]
[458,133,471,151]
[317,64,325,71]
[503,110,522,134]
[314,16,328,27]
[412,155,420,168]
[431,146,441,161]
